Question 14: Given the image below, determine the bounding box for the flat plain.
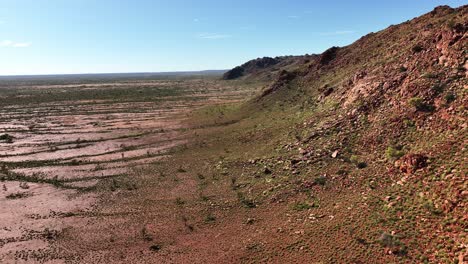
[0,75,258,263]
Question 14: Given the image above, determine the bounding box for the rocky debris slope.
[226,4,467,262]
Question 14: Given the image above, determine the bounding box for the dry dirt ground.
[0,77,258,263]
[1,74,464,263]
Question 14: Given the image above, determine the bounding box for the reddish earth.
[1,5,466,263]
[0,79,257,263]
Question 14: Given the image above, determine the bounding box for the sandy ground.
[0,78,255,263]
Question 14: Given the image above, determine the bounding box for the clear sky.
[0,0,465,75]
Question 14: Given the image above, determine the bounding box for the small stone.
[331,150,339,158]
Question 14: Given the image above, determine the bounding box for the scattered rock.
[396,154,428,173]
[331,150,339,158]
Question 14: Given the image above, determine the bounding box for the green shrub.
[6,192,30,199]
[403,119,415,127]
[314,176,327,186]
[378,233,408,255]
[292,202,315,211]
[349,155,367,169]
[412,45,423,53]
[237,192,256,208]
[175,197,185,206]
[350,155,359,164]
[409,97,423,108]
[149,244,161,251]
[447,19,456,29]
[409,97,435,112]
[386,146,405,160]
[444,92,456,104]
[357,162,368,169]
[205,214,216,222]
[0,134,13,143]
[431,83,445,94]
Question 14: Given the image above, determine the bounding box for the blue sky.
[0,0,465,75]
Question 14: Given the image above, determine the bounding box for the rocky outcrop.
[223,57,282,80]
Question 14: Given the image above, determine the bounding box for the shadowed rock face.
[318,46,339,65]
[223,66,245,80]
[223,57,281,80]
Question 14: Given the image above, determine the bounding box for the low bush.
[409,97,435,112]
[386,146,405,160]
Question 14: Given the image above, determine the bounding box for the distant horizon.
[1,1,465,75]
[0,69,228,78]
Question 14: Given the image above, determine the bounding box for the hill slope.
[219,4,467,262]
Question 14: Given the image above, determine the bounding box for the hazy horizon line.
[0,69,229,78]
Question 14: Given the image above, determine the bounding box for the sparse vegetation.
[6,192,31,199]
[149,244,162,252]
[292,202,316,211]
[314,176,327,186]
[409,97,435,112]
[412,44,424,53]
[378,232,408,255]
[444,92,456,104]
[349,155,367,169]
[0,134,14,143]
[237,192,257,208]
[175,197,185,206]
[386,146,405,160]
[205,214,216,223]
[0,5,465,263]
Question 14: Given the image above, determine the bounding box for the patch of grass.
[409,97,435,112]
[423,200,443,215]
[292,200,318,211]
[141,227,154,241]
[350,155,367,169]
[149,244,162,252]
[444,92,456,104]
[357,162,368,169]
[70,159,82,166]
[314,176,327,186]
[350,155,359,164]
[292,202,312,211]
[378,232,408,256]
[412,45,424,53]
[0,134,14,143]
[19,182,30,189]
[205,214,216,223]
[0,172,64,188]
[237,192,257,208]
[386,146,405,160]
[6,192,31,199]
[176,167,187,173]
[431,83,445,94]
[403,119,415,128]
[175,197,185,206]
[199,195,209,202]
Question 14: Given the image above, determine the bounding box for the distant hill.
[0,70,228,82]
[222,56,308,80]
